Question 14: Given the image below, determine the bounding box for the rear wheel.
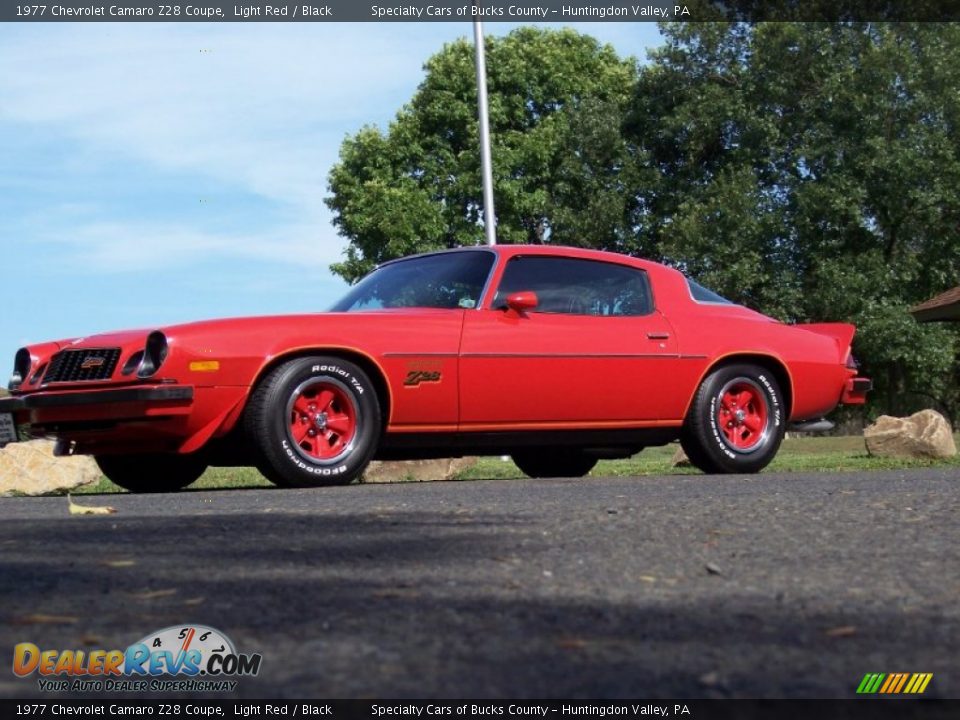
[95,453,207,493]
[681,363,785,474]
[244,356,381,487]
[512,449,598,479]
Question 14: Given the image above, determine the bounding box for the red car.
[1,245,870,491]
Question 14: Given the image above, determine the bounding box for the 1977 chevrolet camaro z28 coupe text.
[1,246,870,492]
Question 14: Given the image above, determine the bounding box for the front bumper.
[0,386,193,411]
[0,385,195,432]
[1,381,259,459]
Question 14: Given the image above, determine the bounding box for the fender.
[798,323,857,362]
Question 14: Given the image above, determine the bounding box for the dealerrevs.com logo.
[13,624,262,692]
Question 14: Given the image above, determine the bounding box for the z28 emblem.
[404,370,442,387]
[80,357,105,369]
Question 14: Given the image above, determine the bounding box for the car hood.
[63,308,460,348]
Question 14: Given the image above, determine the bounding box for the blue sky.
[0,21,662,368]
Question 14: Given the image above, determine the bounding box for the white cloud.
[0,23,472,271]
[28,216,347,273]
[0,23,448,210]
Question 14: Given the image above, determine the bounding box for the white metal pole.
[473,17,497,246]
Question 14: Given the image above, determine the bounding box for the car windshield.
[687,278,733,304]
[331,251,495,312]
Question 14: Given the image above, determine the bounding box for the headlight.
[9,348,31,390]
[121,351,144,376]
[136,331,168,379]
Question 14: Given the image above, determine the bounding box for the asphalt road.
[1,469,957,700]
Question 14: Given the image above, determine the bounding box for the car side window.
[493,256,653,317]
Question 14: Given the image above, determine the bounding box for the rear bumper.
[841,377,872,405]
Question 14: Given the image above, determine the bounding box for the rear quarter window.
[687,278,733,305]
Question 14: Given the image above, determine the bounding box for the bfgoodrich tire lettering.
[680,363,785,474]
[245,356,381,487]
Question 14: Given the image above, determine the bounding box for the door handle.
[647,332,671,340]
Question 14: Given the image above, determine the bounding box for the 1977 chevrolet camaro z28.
[0,246,871,492]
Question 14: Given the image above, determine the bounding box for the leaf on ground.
[699,671,720,686]
[13,614,78,625]
[67,495,116,516]
[131,589,177,600]
[102,559,136,568]
[556,637,589,650]
[705,562,723,575]
[371,588,421,600]
[825,625,857,637]
[183,597,206,606]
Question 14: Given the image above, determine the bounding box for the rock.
[361,457,477,484]
[0,440,102,496]
[864,410,957,459]
[671,446,691,467]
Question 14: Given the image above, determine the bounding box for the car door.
[458,255,679,429]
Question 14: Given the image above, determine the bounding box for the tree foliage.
[326,28,638,282]
[630,23,960,421]
[327,23,960,421]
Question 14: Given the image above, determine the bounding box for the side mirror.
[505,291,538,314]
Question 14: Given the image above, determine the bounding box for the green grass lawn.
[73,433,960,494]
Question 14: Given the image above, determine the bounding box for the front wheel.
[95,453,207,493]
[680,363,785,474]
[244,356,381,487]
[512,449,598,478]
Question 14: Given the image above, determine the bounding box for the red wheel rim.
[287,380,357,461]
[717,380,769,452]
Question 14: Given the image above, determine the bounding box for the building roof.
[911,286,960,322]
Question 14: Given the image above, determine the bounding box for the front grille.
[43,348,121,384]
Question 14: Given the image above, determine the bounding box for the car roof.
[380,244,666,273]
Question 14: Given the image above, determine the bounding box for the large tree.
[631,23,960,420]
[326,27,639,282]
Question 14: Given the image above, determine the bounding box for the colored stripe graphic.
[857,673,885,694]
[857,672,932,694]
[893,673,909,693]
[904,675,920,694]
[890,673,909,693]
[879,674,897,693]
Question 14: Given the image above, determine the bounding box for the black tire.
[95,453,206,493]
[244,356,381,488]
[512,449,598,478]
[681,363,785,474]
